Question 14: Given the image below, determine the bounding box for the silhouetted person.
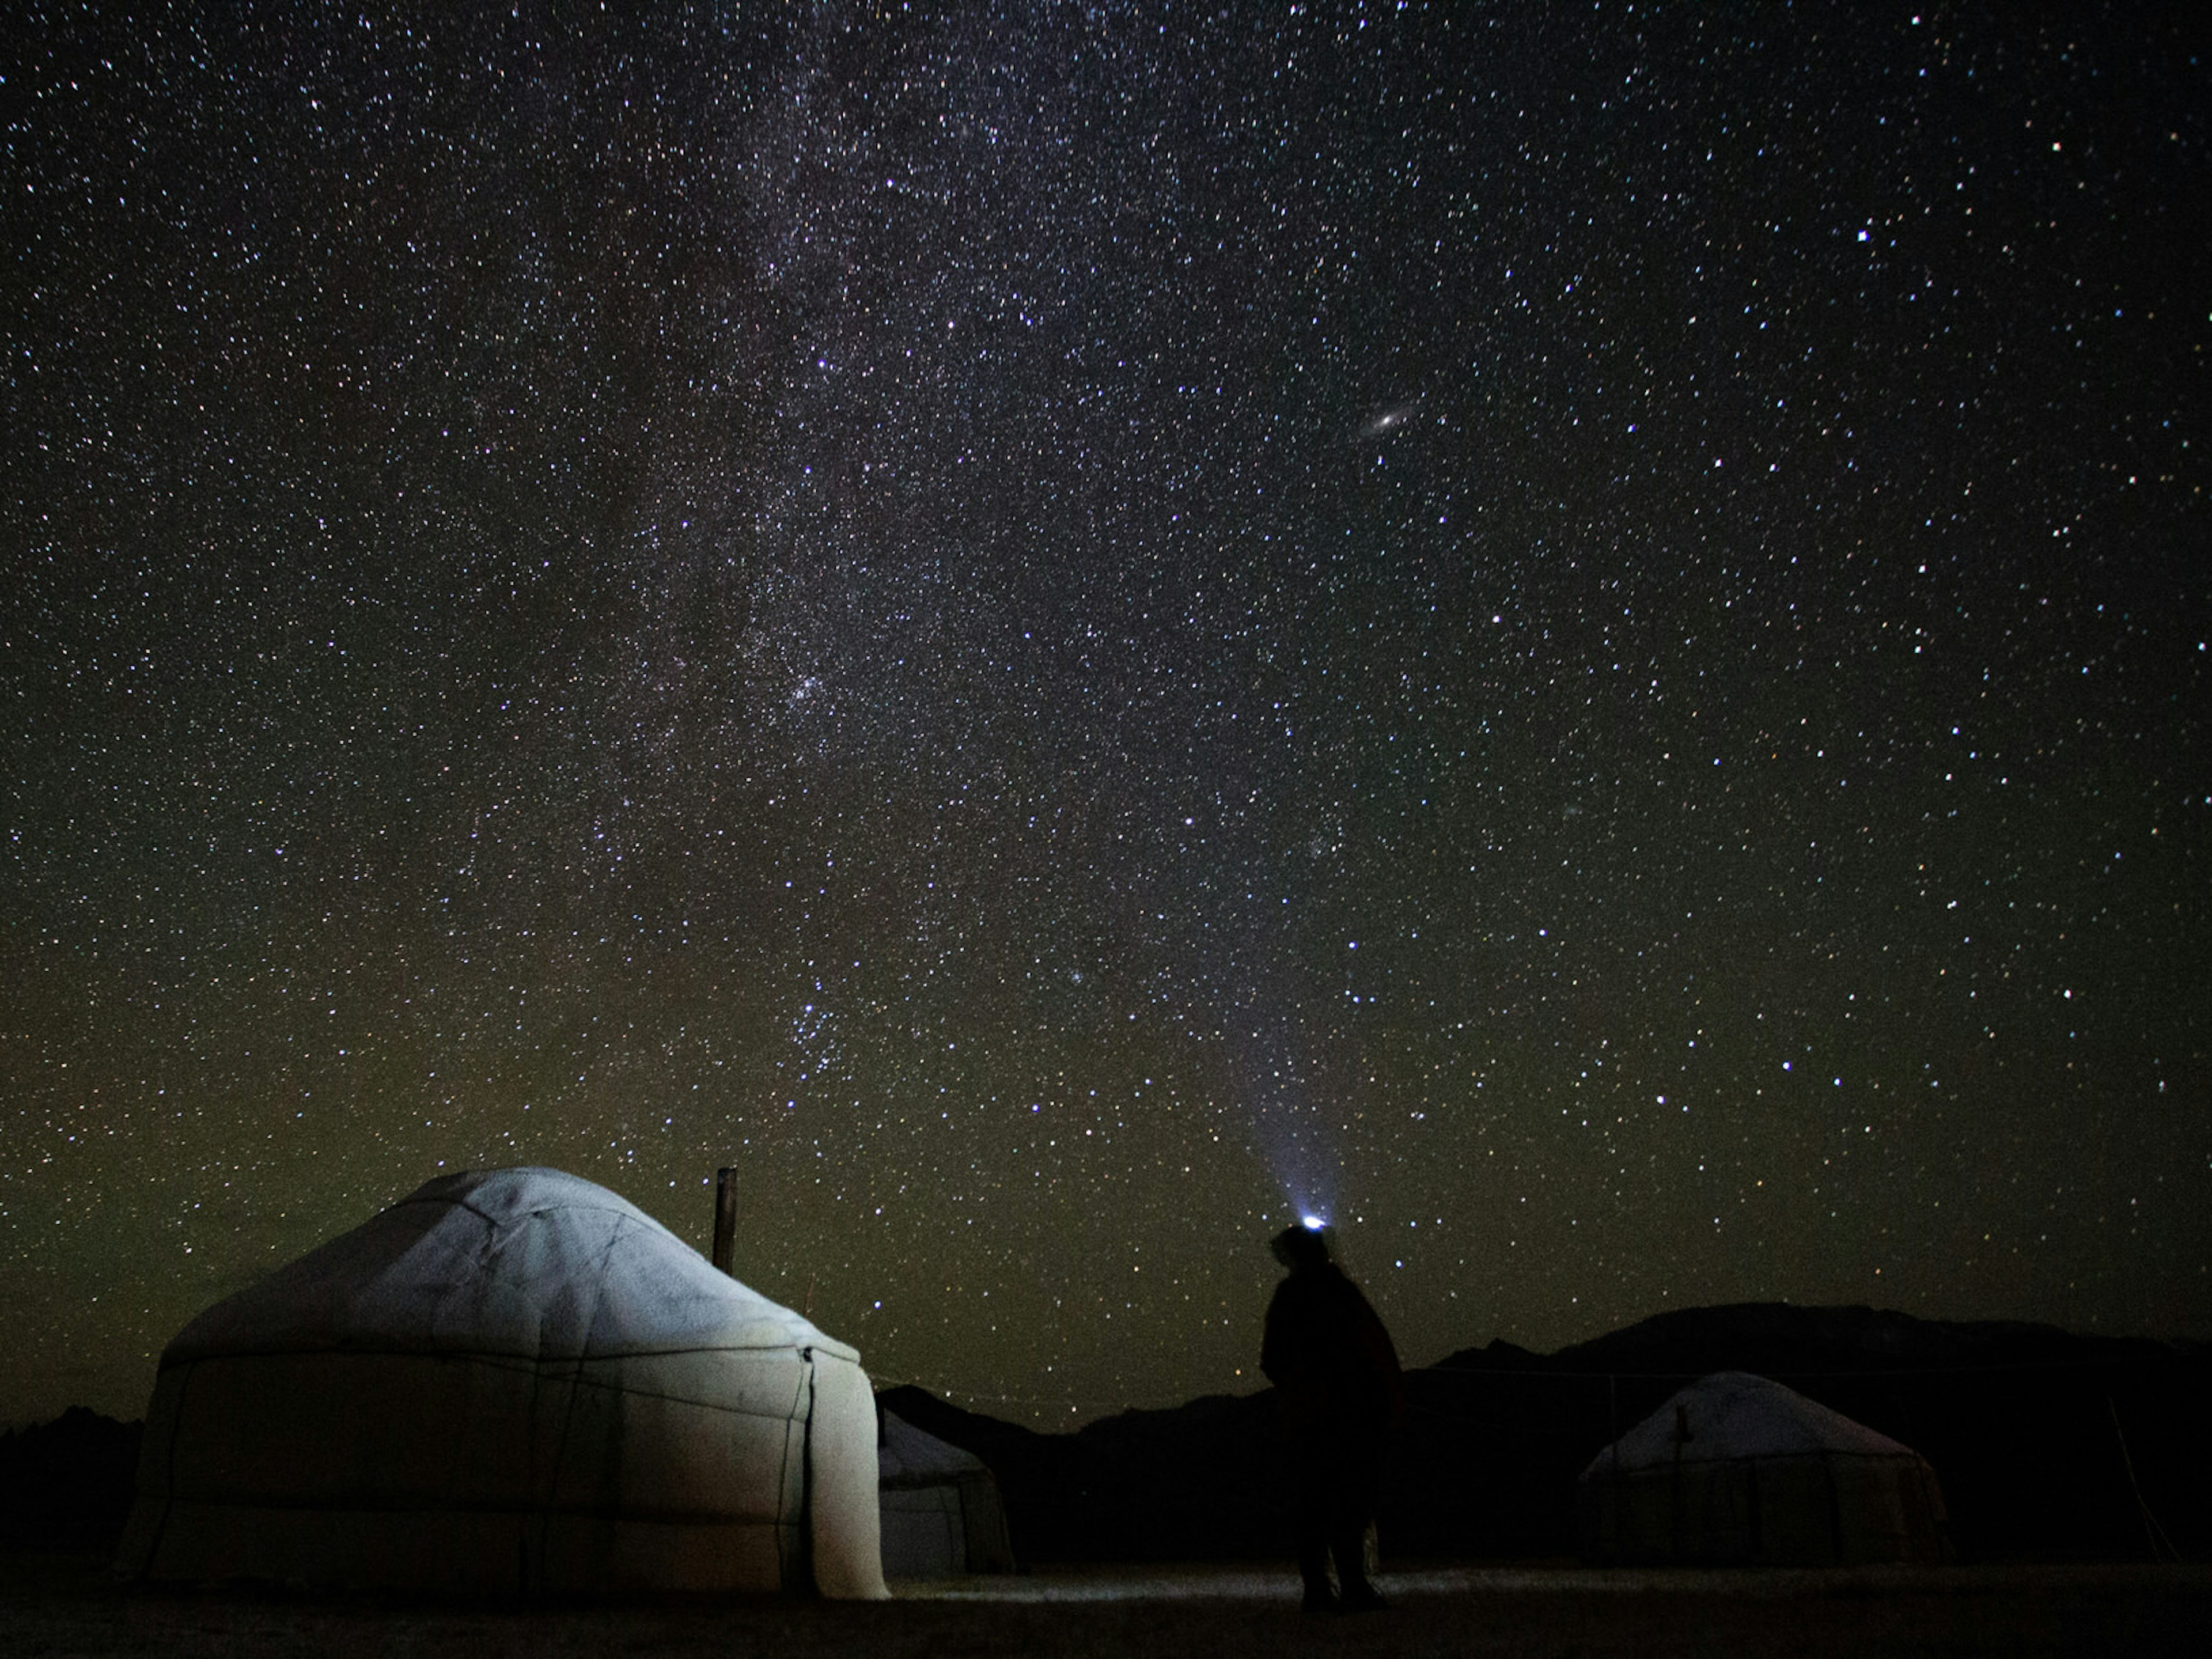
[1260,1223,1403,1613]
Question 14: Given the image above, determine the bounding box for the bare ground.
[3,1555,2207,1658]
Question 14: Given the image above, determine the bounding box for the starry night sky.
[5,3,2206,1427]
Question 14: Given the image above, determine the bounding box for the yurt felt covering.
[117,1166,888,1597]
[1578,1370,1950,1566]
[876,1408,1016,1577]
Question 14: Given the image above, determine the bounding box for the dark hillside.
[9,1307,2200,1566]
[892,1306,2208,1564]
[1403,1304,2203,1560]
[0,1408,141,1554]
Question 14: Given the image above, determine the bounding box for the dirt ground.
[3,1554,2207,1658]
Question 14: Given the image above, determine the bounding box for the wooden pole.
[712,1166,738,1277]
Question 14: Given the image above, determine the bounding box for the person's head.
[1270,1222,1332,1274]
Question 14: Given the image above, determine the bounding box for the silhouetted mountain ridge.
[9,1304,2202,1563]
[890,1303,2208,1563]
[0,1407,141,1552]
[1440,1301,2193,1376]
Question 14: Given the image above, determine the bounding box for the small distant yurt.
[876,1408,1016,1577]
[1578,1371,1950,1566]
[117,1167,888,1597]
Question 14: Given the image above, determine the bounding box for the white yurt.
[116,1166,888,1597]
[876,1408,1017,1578]
[1578,1370,1950,1566]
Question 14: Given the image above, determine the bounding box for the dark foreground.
[4,1555,2207,1658]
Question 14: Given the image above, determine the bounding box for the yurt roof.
[163,1166,854,1366]
[1583,1370,1919,1475]
[878,1409,991,1487]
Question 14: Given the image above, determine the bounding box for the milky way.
[4,3,2205,1426]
